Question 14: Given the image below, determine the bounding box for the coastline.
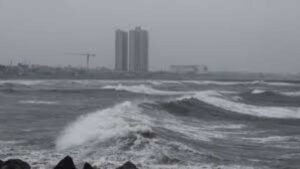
[0,71,300,83]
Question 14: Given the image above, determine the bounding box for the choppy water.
[0,79,300,169]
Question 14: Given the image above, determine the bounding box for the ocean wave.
[245,89,282,97]
[55,101,153,150]
[19,100,59,105]
[251,89,267,94]
[92,160,256,169]
[101,84,189,95]
[183,80,297,86]
[246,89,300,98]
[242,136,294,144]
[179,91,300,119]
[251,80,298,86]
[281,91,300,97]
[0,80,44,86]
[55,100,241,168]
[55,100,224,150]
[0,140,25,145]
[101,84,235,96]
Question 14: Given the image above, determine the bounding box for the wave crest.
[55,101,153,150]
[102,84,187,95]
[178,91,300,119]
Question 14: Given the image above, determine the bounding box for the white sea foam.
[183,80,297,86]
[183,80,242,86]
[251,89,266,94]
[55,99,219,150]
[281,91,300,96]
[92,161,255,169]
[0,140,25,145]
[0,80,45,86]
[250,80,298,86]
[159,116,226,142]
[242,136,292,144]
[55,101,153,150]
[250,89,300,97]
[207,124,245,130]
[55,99,235,167]
[101,83,235,96]
[180,90,300,119]
[101,84,188,95]
[19,100,59,105]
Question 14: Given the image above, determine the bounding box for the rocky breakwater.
[0,156,138,169]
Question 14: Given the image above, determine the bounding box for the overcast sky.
[0,0,299,73]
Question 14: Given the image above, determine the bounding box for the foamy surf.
[251,89,266,94]
[101,84,189,95]
[55,101,153,150]
[248,89,300,97]
[281,91,300,97]
[183,80,298,86]
[2,79,300,169]
[19,100,59,105]
[0,80,45,86]
[180,90,300,119]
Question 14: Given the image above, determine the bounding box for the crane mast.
[69,53,96,70]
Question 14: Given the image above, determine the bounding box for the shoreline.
[0,72,300,83]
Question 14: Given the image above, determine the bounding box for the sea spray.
[55,101,153,150]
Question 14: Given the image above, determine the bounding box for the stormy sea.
[1,79,300,169]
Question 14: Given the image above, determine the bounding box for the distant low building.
[170,65,208,74]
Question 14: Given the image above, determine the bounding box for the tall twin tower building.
[115,27,149,73]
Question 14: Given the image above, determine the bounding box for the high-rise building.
[115,29,128,72]
[129,27,149,72]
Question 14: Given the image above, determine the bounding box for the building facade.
[170,65,208,74]
[115,29,128,72]
[129,27,149,73]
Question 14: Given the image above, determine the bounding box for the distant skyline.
[115,29,128,72]
[129,27,149,72]
[0,0,300,73]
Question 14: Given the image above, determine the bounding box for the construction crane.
[70,53,96,70]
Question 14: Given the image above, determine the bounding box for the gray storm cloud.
[0,0,299,73]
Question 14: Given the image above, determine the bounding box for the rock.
[53,156,76,169]
[1,159,30,169]
[139,130,156,139]
[0,160,3,168]
[116,161,138,169]
[82,163,93,169]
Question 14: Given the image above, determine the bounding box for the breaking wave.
[55,101,153,150]
[247,89,300,97]
[178,91,300,119]
[281,91,300,97]
[183,80,298,86]
[19,100,59,105]
[55,100,251,168]
[55,100,226,151]
[251,89,267,94]
[101,84,189,95]
[0,80,44,86]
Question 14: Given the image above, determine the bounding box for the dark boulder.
[82,163,93,169]
[116,161,138,169]
[1,159,30,169]
[53,156,76,169]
